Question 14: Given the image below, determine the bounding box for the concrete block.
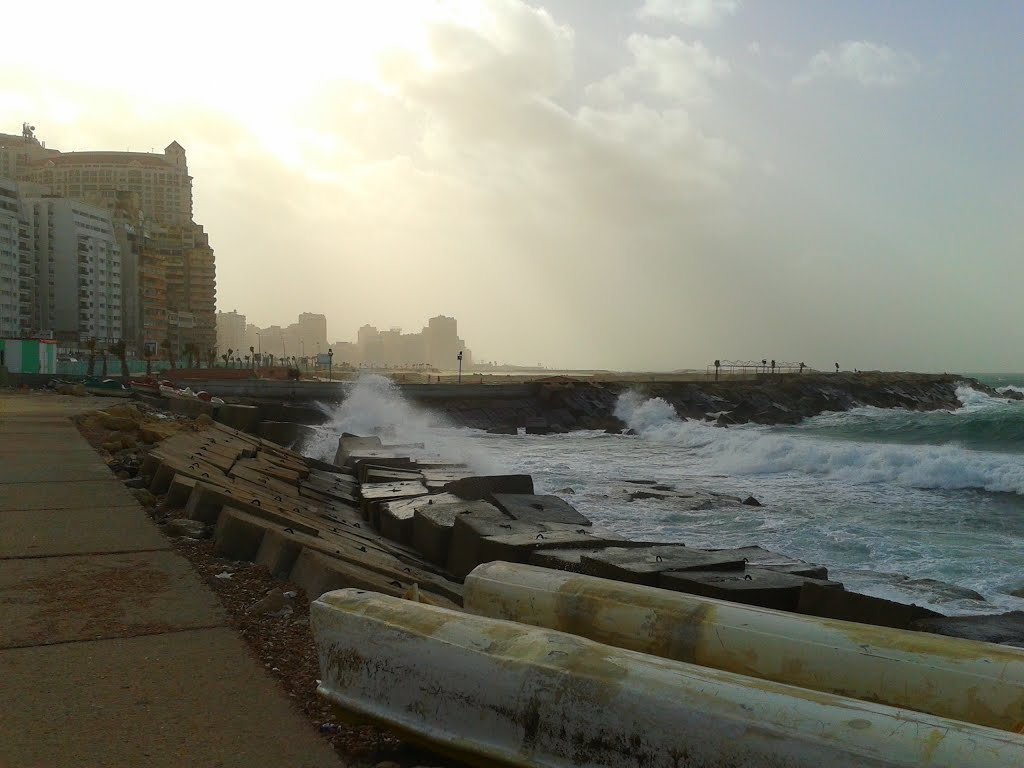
[711,545,829,580]
[580,546,747,587]
[165,475,197,508]
[528,547,617,572]
[444,474,534,501]
[216,403,262,433]
[489,493,591,526]
[477,528,628,566]
[334,435,382,466]
[413,500,504,567]
[213,507,271,561]
[168,397,214,418]
[255,530,305,578]
[257,421,315,449]
[797,581,941,630]
[289,549,407,601]
[378,493,459,545]
[447,510,532,579]
[658,568,815,612]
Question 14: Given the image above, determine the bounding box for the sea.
[307,373,1024,616]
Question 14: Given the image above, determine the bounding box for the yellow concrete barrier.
[464,561,1024,733]
[312,588,1024,768]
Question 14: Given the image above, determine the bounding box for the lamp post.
[328,348,334,382]
[457,350,463,384]
[300,340,305,370]
[256,333,262,367]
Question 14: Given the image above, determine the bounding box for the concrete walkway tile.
[0,506,170,559]
[0,627,342,768]
[0,479,138,511]
[0,550,224,649]
[0,462,112,483]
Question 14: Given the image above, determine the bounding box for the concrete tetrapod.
[463,562,1024,734]
[311,589,1024,768]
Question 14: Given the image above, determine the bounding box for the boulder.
[742,496,762,507]
[98,413,138,432]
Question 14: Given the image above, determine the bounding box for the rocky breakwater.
[621,372,993,427]
[403,372,997,434]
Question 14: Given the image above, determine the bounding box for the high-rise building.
[0,125,59,181]
[20,196,122,343]
[0,178,21,337]
[4,126,215,353]
[26,141,192,227]
[216,310,247,357]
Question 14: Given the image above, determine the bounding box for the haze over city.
[3,0,1019,372]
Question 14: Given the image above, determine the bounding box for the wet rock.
[164,518,208,538]
[124,476,150,489]
[556,487,575,495]
[486,425,518,435]
[913,611,1024,648]
[1010,587,1024,599]
[742,496,763,507]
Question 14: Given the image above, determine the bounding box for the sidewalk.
[0,392,343,768]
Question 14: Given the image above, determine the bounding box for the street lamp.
[328,348,334,382]
[457,350,463,384]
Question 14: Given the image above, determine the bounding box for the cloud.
[586,35,730,106]
[795,41,920,88]
[637,0,740,28]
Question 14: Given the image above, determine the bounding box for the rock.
[98,413,138,432]
[164,518,208,538]
[248,588,287,616]
[131,488,157,508]
[117,432,137,450]
[115,470,131,480]
[912,611,1024,648]
[101,440,122,453]
[742,496,763,507]
[139,422,178,444]
[106,403,143,422]
[556,487,575,495]
[1011,588,1024,599]
[195,413,214,428]
[124,476,150,489]
[486,425,518,435]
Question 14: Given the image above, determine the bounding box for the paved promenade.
[0,392,342,767]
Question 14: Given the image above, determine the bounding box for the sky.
[1,0,1021,371]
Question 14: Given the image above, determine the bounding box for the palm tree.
[85,338,97,377]
[244,354,250,368]
[110,340,129,384]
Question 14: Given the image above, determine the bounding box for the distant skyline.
[2,1,1021,371]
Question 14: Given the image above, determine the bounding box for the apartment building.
[20,197,122,343]
[0,179,21,337]
[26,141,192,227]
[215,309,247,357]
[4,126,215,352]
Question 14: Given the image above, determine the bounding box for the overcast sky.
[2,1,1021,371]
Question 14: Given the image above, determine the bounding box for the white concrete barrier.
[312,589,1024,768]
[464,561,1024,734]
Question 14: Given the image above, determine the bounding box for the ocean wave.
[998,385,1024,395]
[614,391,1024,495]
